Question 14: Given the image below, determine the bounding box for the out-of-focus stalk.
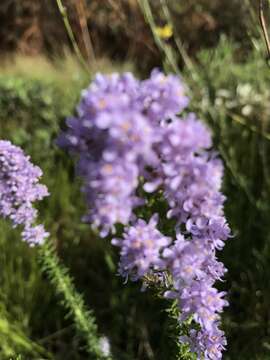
[55,0,90,73]
[39,239,112,360]
[138,0,180,75]
[259,0,270,60]
[74,0,96,67]
[159,0,198,83]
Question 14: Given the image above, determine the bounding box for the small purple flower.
[140,69,189,123]
[83,160,140,237]
[184,325,227,360]
[0,140,49,245]
[112,214,171,281]
[180,282,228,330]
[79,72,140,117]
[22,224,49,247]
[163,235,206,284]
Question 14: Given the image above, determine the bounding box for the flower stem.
[39,239,111,359]
[55,0,90,73]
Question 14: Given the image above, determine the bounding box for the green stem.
[159,0,199,84]
[39,239,110,359]
[55,0,90,74]
[138,0,180,75]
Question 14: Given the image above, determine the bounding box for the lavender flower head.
[112,214,171,281]
[58,70,187,235]
[0,140,49,246]
[59,70,230,359]
[140,69,189,123]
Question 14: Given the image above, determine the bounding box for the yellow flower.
[155,24,173,40]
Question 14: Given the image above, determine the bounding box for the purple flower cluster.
[158,114,229,358]
[0,140,49,246]
[59,70,230,359]
[112,214,171,281]
[58,70,185,236]
[163,238,228,359]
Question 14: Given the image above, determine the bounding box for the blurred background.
[1,0,270,359]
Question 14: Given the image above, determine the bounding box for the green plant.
[183,38,270,360]
[39,240,109,359]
